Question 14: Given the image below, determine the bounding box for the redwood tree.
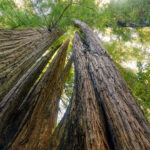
[0,40,72,150]
[0,29,63,100]
[0,43,61,149]
[10,40,72,150]
[48,20,150,150]
[48,33,110,150]
[0,0,149,149]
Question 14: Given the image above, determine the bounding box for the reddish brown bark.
[48,20,150,150]
[9,40,72,150]
[48,33,110,150]
[0,43,61,149]
[0,29,63,100]
[1,20,149,150]
[73,20,150,149]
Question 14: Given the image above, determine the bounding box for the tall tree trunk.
[5,40,71,150]
[11,57,73,150]
[49,20,150,150]
[48,33,111,150]
[73,19,150,149]
[0,43,61,148]
[0,40,68,150]
[0,29,63,100]
[73,20,150,149]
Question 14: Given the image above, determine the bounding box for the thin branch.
[34,0,49,29]
[72,2,95,11]
[49,2,95,31]
[7,0,25,25]
[39,7,49,29]
[29,0,47,28]
[107,21,150,28]
[50,2,72,30]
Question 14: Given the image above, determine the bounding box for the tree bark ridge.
[0,43,62,149]
[0,29,63,100]
[73,20,150,150]
[48,33,110,150]
[9,40,71,150]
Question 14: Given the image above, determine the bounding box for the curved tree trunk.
[0,43,61,148]
[0,29,63,100]
[49,20,150,150]
[9,40,72,150]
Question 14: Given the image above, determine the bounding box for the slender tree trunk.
[0,29,63,100]
[49,20,150,150]
[0,43,61,148]
[6,40,71,150]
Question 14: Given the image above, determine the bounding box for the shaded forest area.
[0,0,150,150]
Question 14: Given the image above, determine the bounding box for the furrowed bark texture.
[48,33,110,150]
[0,43,61,148]
[9,40,71,150]
[73,20,150,149]
[0,29,63,100]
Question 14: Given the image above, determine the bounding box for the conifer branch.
[49,2,72,31]
[49,2,94,31]
[7,0,25,25]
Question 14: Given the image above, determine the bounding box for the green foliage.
[117,62,150,121]
[0,0,46,28]
[102,0,150,26]
[96,0,150,40]
[102,26,150,120]
[0,0,99,30]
